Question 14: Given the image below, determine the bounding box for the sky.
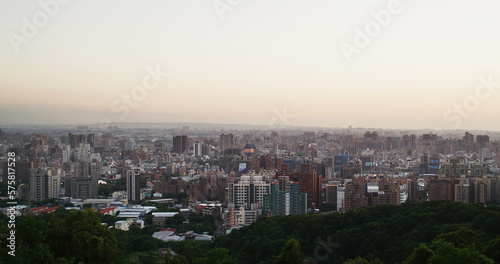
[0,0,499,131]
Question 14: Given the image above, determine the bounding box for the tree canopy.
[3,201,500,264]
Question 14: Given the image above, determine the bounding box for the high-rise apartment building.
[154,178,186,195]
[341,161,362,179]
[69,133,86,149]
[441,157,467,177]
[66,176,98,199]
[194,141,202,157]
[343,177,400,211]
[126,168,141,202]
[173,135,188,154]
[87,133,95,148]
[428,177,454,201]
[194,170,228,202]
[454,178,486,204]
[333,155,348,174]
[263,180,307,216]
[65,162,99,199]
[471,162,483,177]
[220,133,234,154]
[277,176,291,192]
[463,132,474,152]
[227,175,270,209]
[74,161,100,178]
[29,168,61,201]
[471,178,486,204]
[336,184,346,212]
[344,178,369,211]
[476,135,489,148]
[407,177,420,202]
[454,181,470,203]
[372,178,400,206]
[296,164,322,207]
[325,182,338,204]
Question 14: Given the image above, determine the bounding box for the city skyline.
[1,0,500,130]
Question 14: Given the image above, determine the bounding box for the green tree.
[101,214,118,227]
[318,203,337,212]
[1,216,56,264]
[435,228,484,251]
[136,238,157,252]
[47,209,120,263]
[404,244,434,264]
[344,256,371,264]
[345,257,384,264]
[137,251,162,264]
[140,175,150,188]
[99,184,112,197]
[53,206,71,219]
[429,240,493,264]
[165,249,188,264]
[168,240,213,263]
[193,247,238,264]
[177,192,188,203]
[166,213,185,226]
[145,215,153,225]
[210,201,500,264]
[405,238,493,264]
[274,239,304,264]
[484,236,500,263]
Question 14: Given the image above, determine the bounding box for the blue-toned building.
[333,155,348,173]
[283,159,296,170]
[263,177,307,216]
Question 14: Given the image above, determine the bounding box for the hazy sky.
[1,0,499,130]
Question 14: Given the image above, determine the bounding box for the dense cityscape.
[2,0,500,263]
[1,124,500,263]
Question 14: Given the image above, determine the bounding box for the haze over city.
[1,0,500,130]
[3,1,500,263]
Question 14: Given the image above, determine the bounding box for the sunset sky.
[1,0,499,130]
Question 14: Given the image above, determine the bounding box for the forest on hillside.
[211,201,500,264]
[2,201,500,263]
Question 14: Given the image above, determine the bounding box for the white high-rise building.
[62,146,71,163]
[336,184,346,212]
[30,168,61,201]
[194,141,202,157]
[227,175,270,210]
